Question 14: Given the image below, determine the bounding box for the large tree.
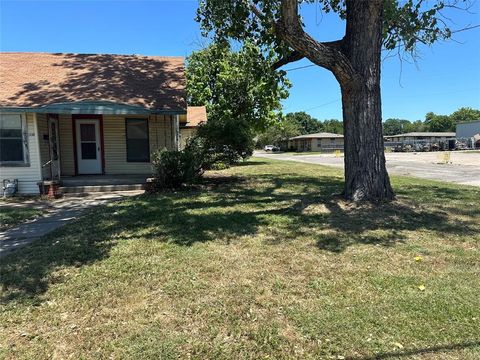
[196,0,468,201]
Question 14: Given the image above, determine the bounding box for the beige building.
[288,132,344,152]
[0,52,185,194]
[179,106,207,149]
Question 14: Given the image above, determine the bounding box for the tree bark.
[277,0,395,201]
[341,0,394,201]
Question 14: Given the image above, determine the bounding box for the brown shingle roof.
[181,106,207,128]
[0,52,186,111]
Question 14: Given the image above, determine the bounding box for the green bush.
[151,143,204,190]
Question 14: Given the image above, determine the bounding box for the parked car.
[264,145,279,151]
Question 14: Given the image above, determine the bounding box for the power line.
[284,64,316,72]
[304,98,341,111]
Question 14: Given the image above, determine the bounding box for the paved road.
[255,152,480,187]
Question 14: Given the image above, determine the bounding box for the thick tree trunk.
[278,0,395,201]
[340,0,395,201]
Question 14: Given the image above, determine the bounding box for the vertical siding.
[36,113,50,178]
[58,114,75,176]
[0,113,42,194]
[179,128,196,150]
[54,114,175,176]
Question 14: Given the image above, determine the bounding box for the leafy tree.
[383,118,414,135]
[450,107,480,124]
[186,42,290,164]
[196,0,469,201]
[285,112,323,134]
[322,119,344,134]
[257,115,301,148]
[425,112,455,132]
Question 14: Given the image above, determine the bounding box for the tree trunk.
[341,0,395,201]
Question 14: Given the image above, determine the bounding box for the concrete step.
[59,184,146,196]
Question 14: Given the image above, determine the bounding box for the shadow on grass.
[1,162,478,303]
[347,340,480,359]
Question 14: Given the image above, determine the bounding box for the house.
[0,52,186,194]
[288,132,344,152]
[179,106,207,149]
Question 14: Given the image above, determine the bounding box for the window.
[126,118,149,162]
[0,114,26,164]
[317,139,322,147]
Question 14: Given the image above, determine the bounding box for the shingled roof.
[0,52,186,112]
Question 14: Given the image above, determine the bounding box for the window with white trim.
[0,114,28,165]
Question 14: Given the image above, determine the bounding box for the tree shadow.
[5,53,185,110]
[346,340,480,359]
[1,164,478,303]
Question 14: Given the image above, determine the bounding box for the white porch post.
[174,114,180,151]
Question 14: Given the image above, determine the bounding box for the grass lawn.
[1,158,479,359]
[0,205,42,231]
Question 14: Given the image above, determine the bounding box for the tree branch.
[276,0,357,85]
[272,50,304,69]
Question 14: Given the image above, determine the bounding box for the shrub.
[151,144,204,190]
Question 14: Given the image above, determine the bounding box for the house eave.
[0,100,187,115]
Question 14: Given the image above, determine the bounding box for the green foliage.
[450,107,480,124]
[256,115,301,148]
[196,117,255,166]
[322,119,344,134]
[150,144,205,190]
[383,118,425,135]
[187,42,289,164]
[285,112,323,134]
[186,42,290,132]
[197,0,457,57]
[425,112,454,132]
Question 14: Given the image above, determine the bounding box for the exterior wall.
[36,113,50,178]
[179,127,196,150]
[58,114,75,176]
[57,114,175,176]
[0,113,42,194]
[311,138,344,151]
[456,121,480,138]
[289,138,344,152]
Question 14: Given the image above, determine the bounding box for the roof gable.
[0,52,186,112]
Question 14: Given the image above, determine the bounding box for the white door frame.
[75,118,103,175]
[47,115,61,179]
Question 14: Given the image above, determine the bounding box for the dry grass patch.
[1,159,479,359]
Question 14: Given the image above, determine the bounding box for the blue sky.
[1,0,479,121]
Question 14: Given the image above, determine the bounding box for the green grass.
[1,158,479,359]
[0,205,42,231]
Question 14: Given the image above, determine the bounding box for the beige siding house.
[0,52,186,194]
[288,132,344,152]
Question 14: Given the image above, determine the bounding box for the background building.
[288,132,344,152]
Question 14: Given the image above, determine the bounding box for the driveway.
[255,151,480,187]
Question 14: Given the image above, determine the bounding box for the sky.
[1,0,479,122]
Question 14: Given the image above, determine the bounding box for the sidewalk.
[0,191,143,258]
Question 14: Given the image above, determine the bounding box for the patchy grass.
[0,205,42,231]
[1,158,479,359]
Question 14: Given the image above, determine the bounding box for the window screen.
[126,118,149,162]
[0,114,24,163]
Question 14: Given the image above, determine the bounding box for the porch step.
[59,184,146,196]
